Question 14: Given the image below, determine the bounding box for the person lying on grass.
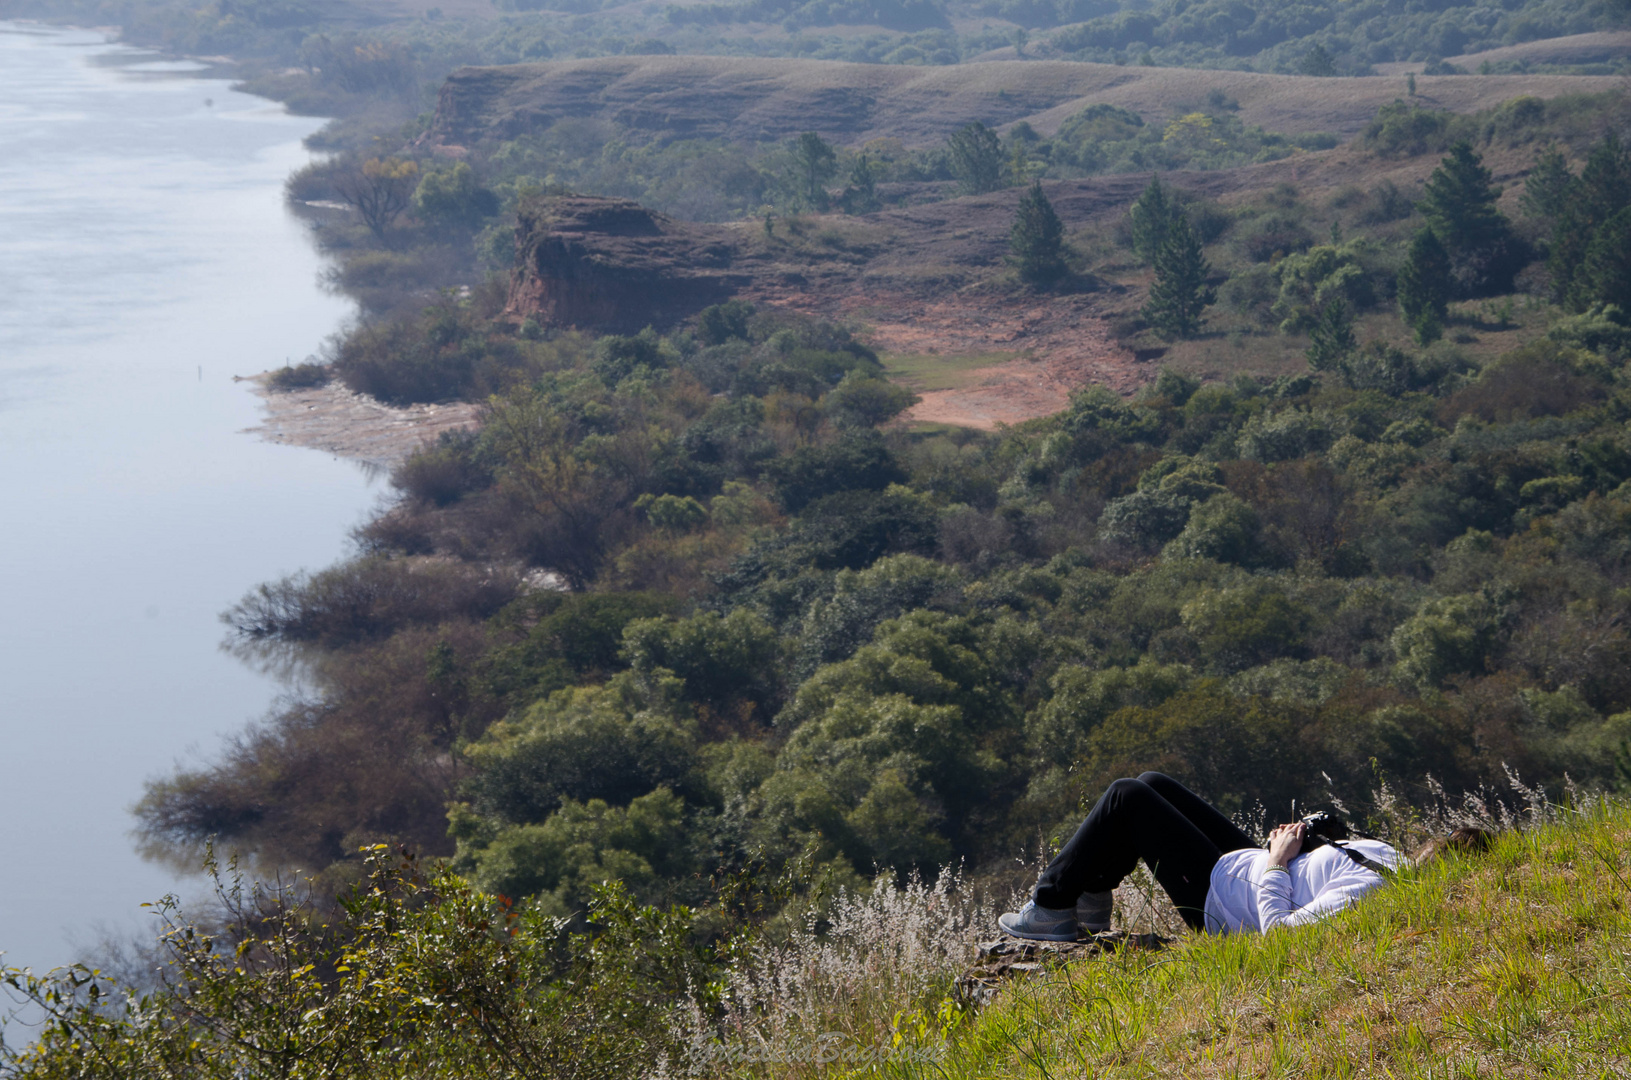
[999,771,1487,941]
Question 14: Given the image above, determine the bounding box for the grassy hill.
[423,55,1625,150]
[917,799,1631,1079]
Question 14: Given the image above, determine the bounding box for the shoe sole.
[997,915,1077,942]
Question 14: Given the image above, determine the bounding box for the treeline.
[1038,0,1629,71]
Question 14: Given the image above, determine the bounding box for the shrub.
[266,361,330,390]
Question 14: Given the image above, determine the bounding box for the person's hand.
[1266,822,1305,868]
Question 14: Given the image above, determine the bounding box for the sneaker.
[1076,889,1114,934]
[998,901,1077,942]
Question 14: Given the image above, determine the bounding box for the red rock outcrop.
[506,195,750,333]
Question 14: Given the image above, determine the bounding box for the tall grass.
[655,867,1015,1079]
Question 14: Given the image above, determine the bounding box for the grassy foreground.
[909,800,1631,1079]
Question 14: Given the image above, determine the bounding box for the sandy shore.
[240,373,482,469]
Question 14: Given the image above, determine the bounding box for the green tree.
[413,161,498,230]
[1578,206,1631,311]
[1301,43,1337,76]
[838,152,881,214]
[948,121,1003,195]
[335,156,420,240]
[1143,215,1215,339]
[1419,141,1519,295]
[1010,180,1067,285]
[790,132,838,210]
[1397,226,1451,345]
[1552,135,1631,309]
[1519,146,1573,225]
[1305,299,1356,370]
[1128,175,1175,263]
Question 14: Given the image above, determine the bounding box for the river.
[0,22,378,972]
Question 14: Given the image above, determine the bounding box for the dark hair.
[1412,826,1495,863]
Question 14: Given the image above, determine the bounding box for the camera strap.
[1331,841,1395,879]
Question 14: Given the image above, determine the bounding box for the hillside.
[420,56,1624,151]
[924,800,1631,1078]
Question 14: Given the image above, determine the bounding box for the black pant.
[1033,772,1255,930]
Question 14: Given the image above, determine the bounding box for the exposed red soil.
[747,284,1143,429]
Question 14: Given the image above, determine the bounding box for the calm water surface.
[0,22,378,971]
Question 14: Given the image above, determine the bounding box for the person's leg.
[1136,772,1257,854]
[1033,777,1222,929]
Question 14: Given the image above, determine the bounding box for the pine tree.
[1552,135,1631,309]
[790,132,838,210]
[1519,146,1573,224]
[839,153,880,214]
[1419,141,1519,295]
[1143,215,1215,338]
[1397,227,1450,345]
[949,122,1003,195]
[1305,300,1356,370]
[1128,175,1174,263]
[1011,181,1067,285]
[1578,206,1631,311]
[1420,142,1507,253]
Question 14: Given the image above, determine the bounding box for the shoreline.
[240,373,482,470]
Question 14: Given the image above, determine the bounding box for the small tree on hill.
[1551,134,1631,309]
[791,132,838,211]
[1301,43,1337,76]
[838,153,881,214]
[1519,146,1573,225]
[949,122,1004,195]
[1397,227,1451,345]
[1143,215,1215,338]
[1011,181,1067,285]
[1128,175,1174,263]
[1579,206,1631,311]
[1305,299,1356,370]
[336,157,420,241]
[1419,141,1519,295]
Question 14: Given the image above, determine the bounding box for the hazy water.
[0,23,379,971]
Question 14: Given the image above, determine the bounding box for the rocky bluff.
[506,195,750,333]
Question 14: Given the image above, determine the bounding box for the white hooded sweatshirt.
[1201,839,1402,934]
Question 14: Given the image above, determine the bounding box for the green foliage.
[1305,299,1357,371]
[1397,227,1451,345]
[1552,134,1631,310]
[789,131,838,210]
[948,121,1004,195]
[1578,206,1631,311]
[1143,215,1216,339]
[696,300,755,346]
[1419,141,1522,296]
[413,161,499,230]
[1009,181,1067,285]
[1520,145,1574,225]
[1,847,706,1079]
[838,152,881,214]
[1272,241,1370,331]
[1362,102,1458,157]
[266,360,330,390]
[1128,175,1174,263]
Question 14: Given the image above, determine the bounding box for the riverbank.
[241,372,481,469]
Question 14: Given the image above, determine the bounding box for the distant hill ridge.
[420,55,1624,151]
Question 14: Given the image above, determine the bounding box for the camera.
[1298,809,1349,853]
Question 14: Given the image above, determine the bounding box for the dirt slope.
[421,56,1624,152]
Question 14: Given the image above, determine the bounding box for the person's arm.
[1256,825,1391,930]
[1255,822,1304,930]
